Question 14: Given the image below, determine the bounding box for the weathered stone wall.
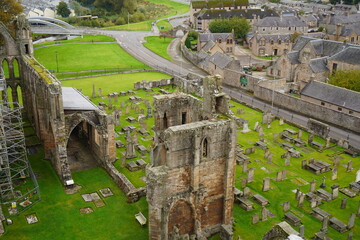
[134,78,173,90]
[254,85,360,133]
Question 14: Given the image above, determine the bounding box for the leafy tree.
[328,69,360,92]
[188,31,199,40]
[0,0,24,25]
[209,17,251,41]
[75,0,96,7]
[318,26,324,32]
[57,1,71,17]
[123,0,137,14]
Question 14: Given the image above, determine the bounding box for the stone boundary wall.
[134,78,174,90]
[180,33,206,65]
[60,69,159,81]
[103,161,145,203]
[254,85,360,134]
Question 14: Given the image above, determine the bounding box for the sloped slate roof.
[292,36,315,51]
[209,52,233,69]
[340,23,360,37]
[328,47,360,65]
[329,13,360,25]
[301,81,360,112]
[202,40,216,52]
[254,16,306,27]
[199,33,233,42]
[309,57,328,73]
[288,51,300,64]
[196,9,278,20]
[256,34,291,41]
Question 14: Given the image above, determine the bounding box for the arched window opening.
[16,85,23,106]
[13,58,20,78]
[2,59,10,79]
[163,112,168,129]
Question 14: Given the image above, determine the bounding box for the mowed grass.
[61,72,171,96]
[34,43,149,72]
[2,147,148,240]
[103,0,188,31]
[156,19,173,31]
[34,35,115,47]
[143,36,173,61]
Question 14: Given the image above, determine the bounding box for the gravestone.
[298,130,302,139]
[356,169,360,182]
[262,177,270,192]
[241,123,251,133]
[125,131,136,159]
[252,213,259,224]
[341,198,348,209]
[321,216,329,233]
[258,127,264,137]
[348,213,356,229]
[295,189,301,200]
[333,156,340,167]
[357,201,360,217]
[338,139,344,148]
[301,159,307,169]
[242,161,248,173]
[347,232,353,240]
[320,176,326,189]
[267,154,272,164]
[279,118,284,125]
[276,171,283,181]
[346,161,353,172]
[281,170,287,180]
[247,168,254,183]
[299,225,304,238]
[92,84,96,98]
[283,201,290,212]
[254,121,259,131]
[285,155,291,166]
[310,180,316,193]
[244,187,251,197]
[242,178,247,188]
[331,185,339,199]
[326,137,331,148]
[331,167,337,181]
[262,207,268,221]
[297,193,305,207]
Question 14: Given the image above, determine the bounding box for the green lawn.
[61,72,171,96]
[156,19,173,31]
[34,43,149,72]
[2,147,148,240]
[34,35,115,47]
[143,36,173,61]
[103,0,188,31]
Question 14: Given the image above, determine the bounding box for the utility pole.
[55,51,59,73]
[128,11,130,30]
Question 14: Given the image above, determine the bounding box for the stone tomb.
[136,159,147,169]
[303,159,331,175]
[339,188,357,198]
[99,188,114,198]
[126,161,140,172]
[284,212,302,227]
[253,194,269,206]
[329,217,348,233]
[237,197,254,211]
[317,189,332,202]
[311,207,331,221]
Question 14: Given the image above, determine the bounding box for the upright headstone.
[321,216,329,233]
[285,155,291,166]
[326,137,331,148]
[125,131,136,159]
[281,170,287,180]
[301,160,307,169]
[310,200,317,208]
[241,123,251,133]
[243,187,251,197]
[92,84,96,98]
[338,139,344,148]
[262,207,268,221]
[295,188,301,200]
[279,118,284,125]
[308,134,313,145]
[356,169,360,182]
[310,180,316,193]
[247,168,254,183]
[254,121,259,131]
[320,176,326,189]
[347,232,353,240]
[241,178,247,188]
[276,171,283,181]
[341,198,348,209]
[348,213,356,229]
[262,177,270,192]
[298,130,302,139]
[297,193,305,207]
[331,167,338,181]
[343,140,349,149]
[267,154,272,164]
[357,201,360,217]
[331,184,339,199]
[283,201,290,212]
[299,225,304,238]
[333,156,340,167]
[252,213,259,224]
[346,161,353,172]
[242,161,248,173]
[258,127,264,137]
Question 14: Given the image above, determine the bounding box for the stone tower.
[147,75,237,240]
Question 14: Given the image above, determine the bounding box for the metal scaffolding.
[0,69,39,213]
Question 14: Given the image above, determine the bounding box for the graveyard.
[3,33,359,239]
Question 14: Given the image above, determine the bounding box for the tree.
[328,69,360,92]
[0,0,24,25]
[57,1,71,17]
[209,17,251,41]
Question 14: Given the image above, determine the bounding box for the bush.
[188,31,199,40]
[115,17,126,25]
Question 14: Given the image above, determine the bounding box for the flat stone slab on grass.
[99,188,114,198]
[25,213,38,224]
[82,194,93,202]
[90,192,101,201]
[19,200,32,207]
[80,207,94,214]
[93,199,106,208]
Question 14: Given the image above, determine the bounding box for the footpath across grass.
[34,35,115,47]
[143,36,173,61]
[34,43,149,73]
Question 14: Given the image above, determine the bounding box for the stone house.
[147,75,237,239]
[198,33,235,54]
[325,23,360,44]
[300,14,319,28]
[194,9,278,31]
[319,13,360,34]
[300,81,360,117]
[247,33,292,56]
[201,51,241,76]
[268,36,360,91]
[253,16,308,34]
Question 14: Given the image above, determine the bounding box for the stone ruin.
[0,17,116,186]
[146,75,237,239]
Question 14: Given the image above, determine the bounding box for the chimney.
[335,24,342,39]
